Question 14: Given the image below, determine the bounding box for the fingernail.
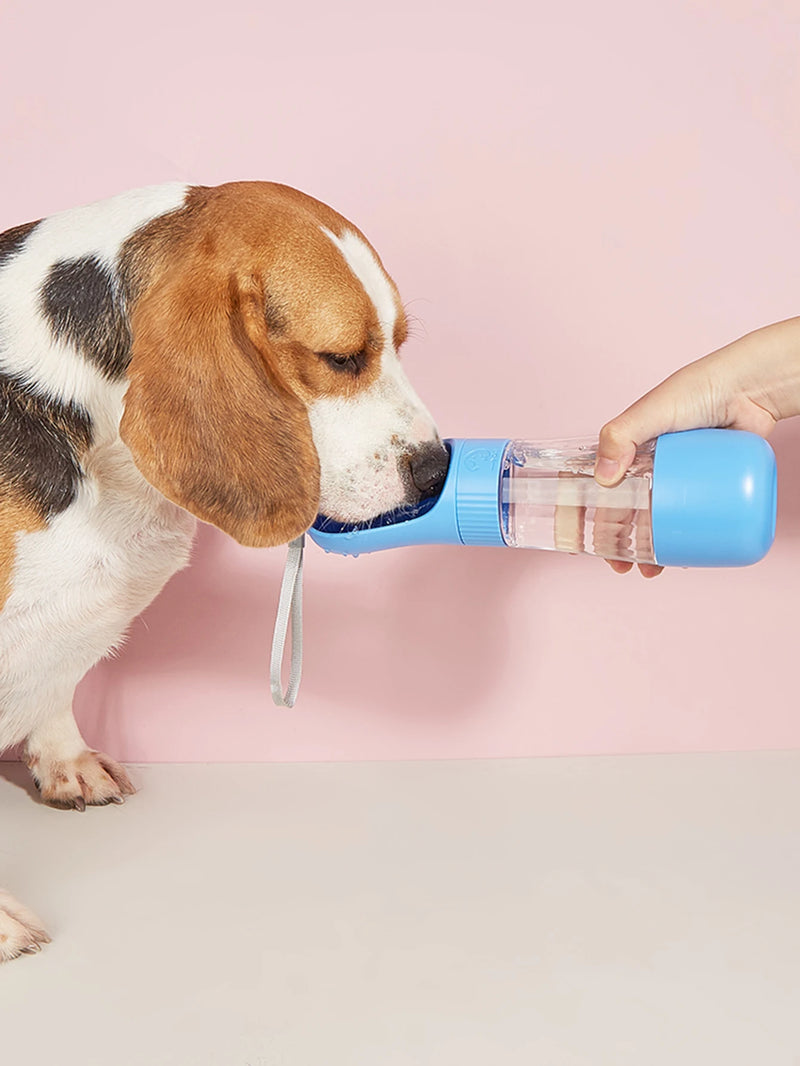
[594,457,620,485]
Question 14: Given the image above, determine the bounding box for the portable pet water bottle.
[272,428,777,707]
[308,430,777,567]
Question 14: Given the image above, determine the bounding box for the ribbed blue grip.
[454,442,507,546]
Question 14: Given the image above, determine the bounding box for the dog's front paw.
[27,750,136,811]
[0,890,50,963]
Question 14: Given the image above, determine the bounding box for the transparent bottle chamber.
[501,438,657,564]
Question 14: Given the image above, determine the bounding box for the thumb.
[594,419,641,487]
[594,365,716,486]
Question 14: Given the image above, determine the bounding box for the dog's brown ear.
[120,268,320,548]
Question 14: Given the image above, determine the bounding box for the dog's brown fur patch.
[0,493,45,610]
[118,182,411,547]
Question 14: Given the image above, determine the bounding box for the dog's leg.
[22,702,135,811]
[1,495,197,807]
[0,889,50,962]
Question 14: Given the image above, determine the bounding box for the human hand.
[594,317,800,575]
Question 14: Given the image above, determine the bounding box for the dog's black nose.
[408,441,450,498]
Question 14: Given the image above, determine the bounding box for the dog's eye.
[317,350,367,375]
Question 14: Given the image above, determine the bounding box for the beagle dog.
[0,181,448,960]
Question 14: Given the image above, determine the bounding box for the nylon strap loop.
[270,534,305,707]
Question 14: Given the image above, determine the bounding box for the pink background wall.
[2,0,800,761]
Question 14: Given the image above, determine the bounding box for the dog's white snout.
[409,412,439,446]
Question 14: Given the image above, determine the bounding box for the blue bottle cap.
[308,439,508,555]
[651,429,777,567]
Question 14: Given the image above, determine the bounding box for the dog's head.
[119,182,447,546]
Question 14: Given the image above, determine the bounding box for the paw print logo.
[464,448,496,472]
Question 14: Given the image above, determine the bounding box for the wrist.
[733,318,800,423]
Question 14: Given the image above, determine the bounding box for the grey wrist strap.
[270,534,305,707]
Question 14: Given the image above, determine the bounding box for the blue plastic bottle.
[309,430,777,568]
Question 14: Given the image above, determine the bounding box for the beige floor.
[1,753,799,1066]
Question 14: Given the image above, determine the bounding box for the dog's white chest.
[0,443,197,704]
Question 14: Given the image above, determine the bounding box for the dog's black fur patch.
[0,372,93,517]
[0,220,39,269]
[40,256,132,380]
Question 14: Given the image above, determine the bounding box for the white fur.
[0,193,437,756]
[0,890,50,962]
[0,442,196,751]
[313,228,438,522]
[0,186,197,758]
[0,184,188,431]
[0,185,441,958]
[322,227,398,335]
